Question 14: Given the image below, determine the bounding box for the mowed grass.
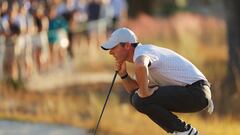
[93,103,240,135]
[0,86,240,135]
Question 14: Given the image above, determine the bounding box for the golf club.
[93,71,118,135]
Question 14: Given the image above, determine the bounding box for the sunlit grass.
[0,86,240,135]
[1,12,237,135]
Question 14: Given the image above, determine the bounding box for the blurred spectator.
[110,0,128,31]
[0,37,4,80]
[2,1,20,81]
[86,0,101,46]
[0,4,6,80]
[1,0,8,17]
[0,0,129,83]
[70,0,88,48]
[98,0,114,43]
[48,5,69,67]
[15,3,35,80]
[32,3,50,72]
[57,0,78,58]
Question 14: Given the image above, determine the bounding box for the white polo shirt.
[133,44,207,86]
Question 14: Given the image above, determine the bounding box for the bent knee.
[130,93,149,113]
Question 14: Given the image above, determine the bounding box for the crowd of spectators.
[0,0,128,82]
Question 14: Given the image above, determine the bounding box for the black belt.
[187,80,210,87]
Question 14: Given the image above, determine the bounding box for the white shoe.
[171,126,198,135]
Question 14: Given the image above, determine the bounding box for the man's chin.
[115,59,122,63]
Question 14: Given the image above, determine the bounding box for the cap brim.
[101,46,109,50]
[101,39,116,50]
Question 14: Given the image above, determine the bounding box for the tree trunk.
[224,0,240,94]
[127,0,154,17]
[220,0,240,114]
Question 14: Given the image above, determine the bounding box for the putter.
[93,71,118,135]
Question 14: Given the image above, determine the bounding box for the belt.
[188,80,210,87]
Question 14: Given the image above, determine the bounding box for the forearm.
[135,65,149,96]
[121,74,139,94]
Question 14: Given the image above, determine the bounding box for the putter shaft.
[93,71,118,135]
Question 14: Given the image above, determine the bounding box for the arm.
[121,74,139,94]
[135,56,153,97]
[116,62,139,94]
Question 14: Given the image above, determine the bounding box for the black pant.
[130,80,210,133]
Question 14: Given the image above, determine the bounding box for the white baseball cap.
[101,27,138,50]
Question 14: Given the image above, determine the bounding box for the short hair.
[120,42,139,48]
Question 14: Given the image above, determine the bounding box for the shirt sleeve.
[133,45,157,64]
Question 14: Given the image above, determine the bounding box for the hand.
[137,86,158,98]
[115,61,127,77]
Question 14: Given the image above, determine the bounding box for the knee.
[130,93,149,113]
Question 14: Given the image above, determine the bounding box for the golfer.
[101,27,214,135]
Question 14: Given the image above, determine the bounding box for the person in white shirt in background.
[110,0,128,30]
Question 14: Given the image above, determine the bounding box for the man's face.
[109,44,128,63]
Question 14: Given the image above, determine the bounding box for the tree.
[127,0,153,17]
[224,0,240,95]
[220,0,240,114]
[127,0,177,17]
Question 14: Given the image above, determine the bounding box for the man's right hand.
[115,61,127,77]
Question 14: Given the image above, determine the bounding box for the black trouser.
[130,80,210,133]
